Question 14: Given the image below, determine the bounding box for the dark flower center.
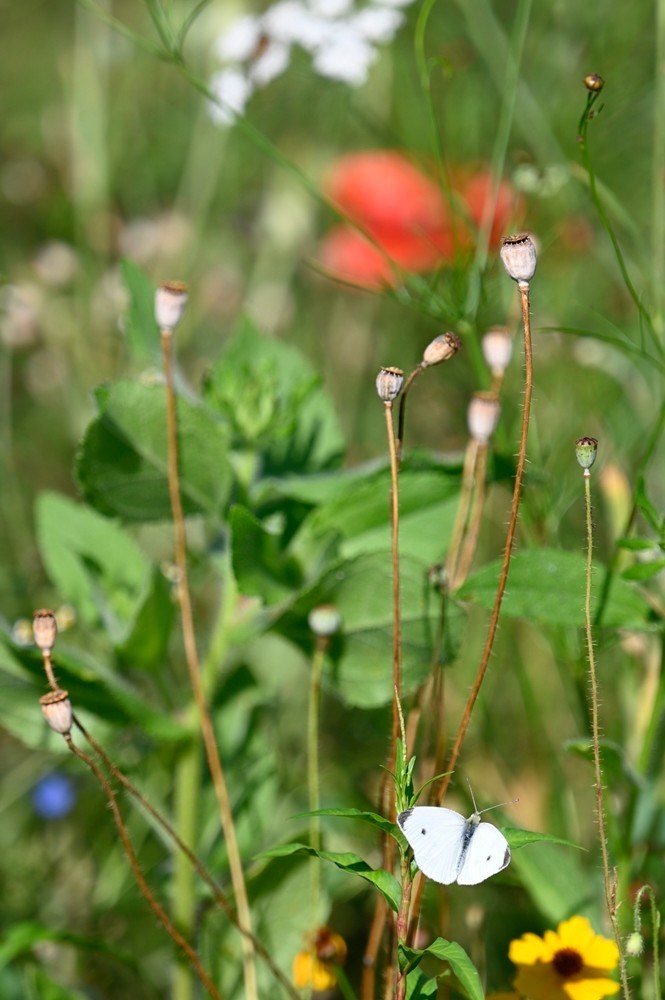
[553,947,584,978]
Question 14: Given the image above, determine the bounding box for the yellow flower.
[509,915,620,1000]
[292,926,347,992]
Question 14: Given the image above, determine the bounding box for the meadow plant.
[1,2,665,1000]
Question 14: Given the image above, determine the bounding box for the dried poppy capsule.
[33,609,58,654]
[584,74,604,92]
[482,327,513,377]
[422,331,462,367]
[155,280,188,331]
[40,690,73,735]
[375,366,404,403]
[307,605,342,637]
[575,436,598,470]
[500,233,537,287]
[467,392,501,443]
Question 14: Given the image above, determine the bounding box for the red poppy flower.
[318,150,522,290]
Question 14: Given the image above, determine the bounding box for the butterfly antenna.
[466,779,519,816]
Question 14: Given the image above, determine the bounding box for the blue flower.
[32,772,76,820]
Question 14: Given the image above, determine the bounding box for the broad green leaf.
[275,551,464,708]
[458,549,649,627]
[510,842,600,925]
[76,379,233,522]
[0,920,133,969]
[203,317,344,475]
[230,505,303,604]
[406,971,439,999]
[503,827,584,851]
[115,566,176,669]
[35,492,151,636]
[564,738,641,790]
[257,842,401,911]
[296,807,399,837]
[617,537,659,551]
[401,938,483,1000]
[621,559,665,581]
[120,259,160,362]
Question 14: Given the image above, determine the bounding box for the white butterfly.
[397,804,511,885]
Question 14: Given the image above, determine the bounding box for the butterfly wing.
[456,821,510,885]
[397,807,468,885]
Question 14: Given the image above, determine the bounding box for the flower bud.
[500,233,537,287]
[422,332,462,367]
[33,609,58,654]
[308,604,342,637]
[40,690,73,735]
[575,436,598,470]
[467,392,501,443]
[375,366,404,403]
[481,327,513,377]
[584,73,604,92]
[155,280,188,332]
[625,932,644,957]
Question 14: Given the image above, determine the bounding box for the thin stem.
[160,328,258,1000]
[394,855,413,1000]
[42,651,59,692]
[445,438,481,587]
[653,0,665,335]
[396,366,424,463]
[72,717,301,1000]
[308,638,326,931]
[65,734,223,1000]
[361,897,388,1000]
[454,442,490,587]
[384,401,402,776]
[582,471,631,1000]
[408,281,533,942]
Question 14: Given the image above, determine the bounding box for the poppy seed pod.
[308,605,342,638]
[422,331,462,367]
[33,609,58,654]
[481,327,513,377]
[575,436,598,470]
[375,366,404,403]
[155,280,188,332]
[467,392,501,443]
[500,233,537,287]
[584,73,604,93]
[40,690,73,735]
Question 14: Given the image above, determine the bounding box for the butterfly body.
[397,806,510,885]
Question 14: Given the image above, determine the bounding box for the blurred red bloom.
[318,150,522,290]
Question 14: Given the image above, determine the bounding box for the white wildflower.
[312,24,377,85]
[309,0,354,15]
[213,15,264,61]
[249,40,291,86]
[352,6,405,42]
[208,69,253,125]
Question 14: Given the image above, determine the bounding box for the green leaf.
[275,551,464,708]
[405,971,439,1000]
[636,476,662,532]
[115,566,176,669]
[503,827,584,851]
[295,807,399,837]
[564,738,641,790]
[203,317,344,475]
[617,537,659,551]
[35,492,152,637]
[458,548,649,627]
[256,842,401,911]
[621,559,665,581]
[401,938,483,1000]
[120,260,160,363]
[510,842,599,925]
[76,379,233,522]
[229,505,303,603]
[0,920,133,969]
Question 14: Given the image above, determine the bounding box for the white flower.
[208,69,253,125]
[263,1,316,44]
[249,40,291,86]
[213,15,264,61]
[373,0,416,6]
[309,0,354,15]
[352,6,404,42]
[312,24,377,85]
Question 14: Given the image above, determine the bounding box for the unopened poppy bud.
[500,233,537,287]
[422,332,461,367]
[33,609,58,654]
[584,73,604,92]
[482,327,513,377]
[375,366,404,403]
[467,392,501,443]
[625,932,644,957]
[40,690,73,735]
[155,280,188,331]
[308,605,342,637]
[575,436,598,470]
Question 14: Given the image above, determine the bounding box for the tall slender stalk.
[160,325,258,1000]
[577,441,631,999]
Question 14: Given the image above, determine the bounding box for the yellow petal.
[509,932,549,965]
[564,977,620,1000]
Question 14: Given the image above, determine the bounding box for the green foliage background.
[0,1,664,998]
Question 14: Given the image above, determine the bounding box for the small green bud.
[308,604,342,637]
[625,932,644,957]
[575,436,598,470]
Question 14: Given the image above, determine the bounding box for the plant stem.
[582,469,631,1000]
[408,281,533,943]
[161,328,258,1000]
[308,638,326,930]
[454,442,490,587]
[173,739,201,1000]
[384,401,402,781]
[66,734,223,1000]
[396,366,424,463]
